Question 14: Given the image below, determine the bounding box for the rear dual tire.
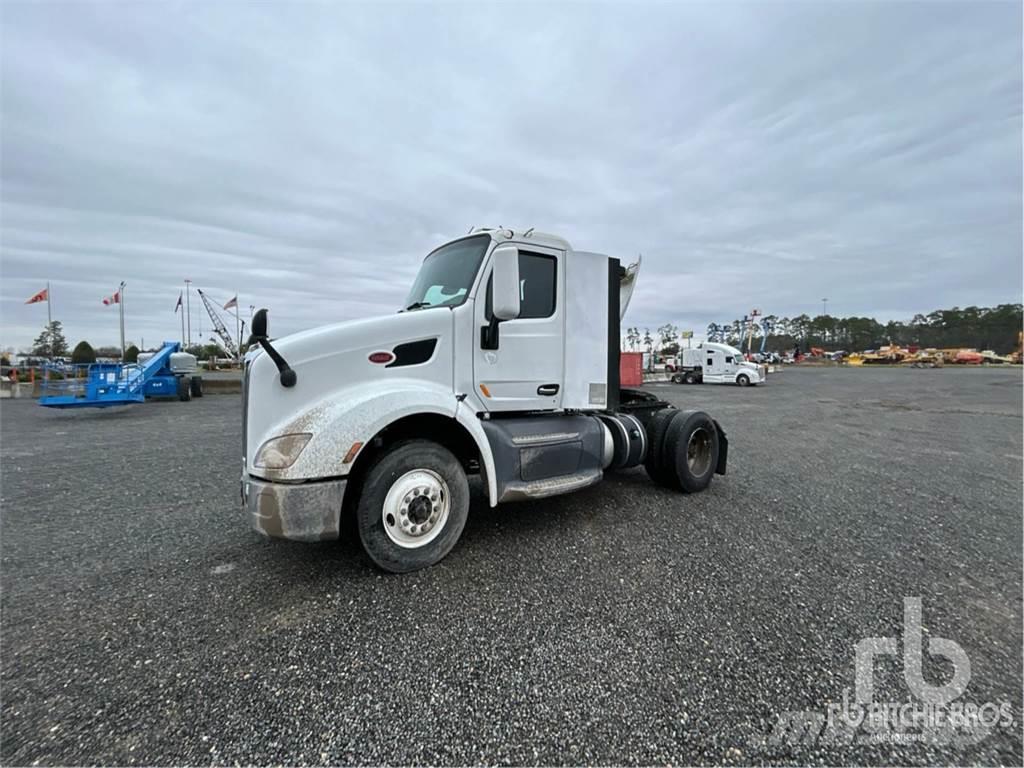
[644,409,719,493]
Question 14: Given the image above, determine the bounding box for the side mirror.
[251,308,268,339]
[491,245,520,321]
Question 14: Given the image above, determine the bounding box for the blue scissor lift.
[38,341,201,409]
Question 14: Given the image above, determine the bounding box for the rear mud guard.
[713,419,728,475]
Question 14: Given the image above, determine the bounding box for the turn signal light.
[342,442,363,464]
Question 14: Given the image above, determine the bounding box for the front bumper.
[242,474,346,541]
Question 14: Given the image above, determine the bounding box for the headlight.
[254,433,312,469]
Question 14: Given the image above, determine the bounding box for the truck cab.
[242,228,727,572]
[674,342,766,386]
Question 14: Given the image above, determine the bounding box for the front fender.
[250,380,499,505]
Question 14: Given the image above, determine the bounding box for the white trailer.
[241,228,728,572]
[670,342,766,386]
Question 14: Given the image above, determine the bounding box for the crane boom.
[196,289,239,359]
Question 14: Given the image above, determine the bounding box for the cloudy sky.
[2,1,1021,352]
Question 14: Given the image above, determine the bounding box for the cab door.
[704,347,725,383]
[722,351,740,381]
[473,245,564,411]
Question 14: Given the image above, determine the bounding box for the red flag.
[25,288,48,304]
[175,292,183,312]
[102,290,120,306]
[223,295,238,310]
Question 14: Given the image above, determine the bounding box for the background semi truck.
[670,342,766,386]
[242,228,728,572]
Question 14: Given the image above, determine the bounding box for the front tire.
[356,440,470,573]
[177,377,192,401]
[190,376,203,397]
[737,374,750,387]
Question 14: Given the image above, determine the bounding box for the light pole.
[821,298,829,346]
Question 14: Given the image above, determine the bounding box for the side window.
[707,358,714,366]
[486,252,558,320]
[725,356,733,363]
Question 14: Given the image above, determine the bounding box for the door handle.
[537,384,559,396]
[480,322,499,350]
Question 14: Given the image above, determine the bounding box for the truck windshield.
[404,235,490,310]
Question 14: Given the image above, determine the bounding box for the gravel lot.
[2,367,1021,765]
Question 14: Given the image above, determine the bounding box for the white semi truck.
[242,228,728,572]
[670,342,766,386]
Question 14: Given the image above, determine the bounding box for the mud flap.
[713,419,728,475]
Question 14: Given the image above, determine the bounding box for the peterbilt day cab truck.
[242,228,728,572]
[670,342,766,386]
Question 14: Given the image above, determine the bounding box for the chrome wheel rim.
[382,469,450,549]
[687,427,713,476]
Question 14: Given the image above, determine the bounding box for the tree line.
[624,304,1022,355]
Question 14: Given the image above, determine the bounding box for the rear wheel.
[663,410,720,493]
[356,440,470,573]
[671,373,683,384]
[643,408,680,488]
[684,371,698,385]
[177,377,191,401]
[737,374,750,387]
[190,376,203,397]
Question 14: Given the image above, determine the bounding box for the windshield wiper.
[403,301,433,311]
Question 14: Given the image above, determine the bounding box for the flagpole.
[47,281,52,327]
[234,292,241,362]
[180,294,186,346]
[119,281,126,361]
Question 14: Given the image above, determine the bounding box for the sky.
[2,1,1021,353]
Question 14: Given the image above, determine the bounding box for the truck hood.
[245,308,455,470]
[266,309,450,366]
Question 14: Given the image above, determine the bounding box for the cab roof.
[468,227,572,252]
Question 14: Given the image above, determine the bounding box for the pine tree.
[31,321,69,358]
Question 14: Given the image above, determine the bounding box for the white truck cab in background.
[672,342,766,386]
[242,228,728,572]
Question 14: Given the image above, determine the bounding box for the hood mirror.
[247,308,296,388]
[251,308,268,340]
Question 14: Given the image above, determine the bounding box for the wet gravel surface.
[2,367,1021,765]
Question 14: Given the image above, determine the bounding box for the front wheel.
[736,374,750,387]
[355,440,470,573]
